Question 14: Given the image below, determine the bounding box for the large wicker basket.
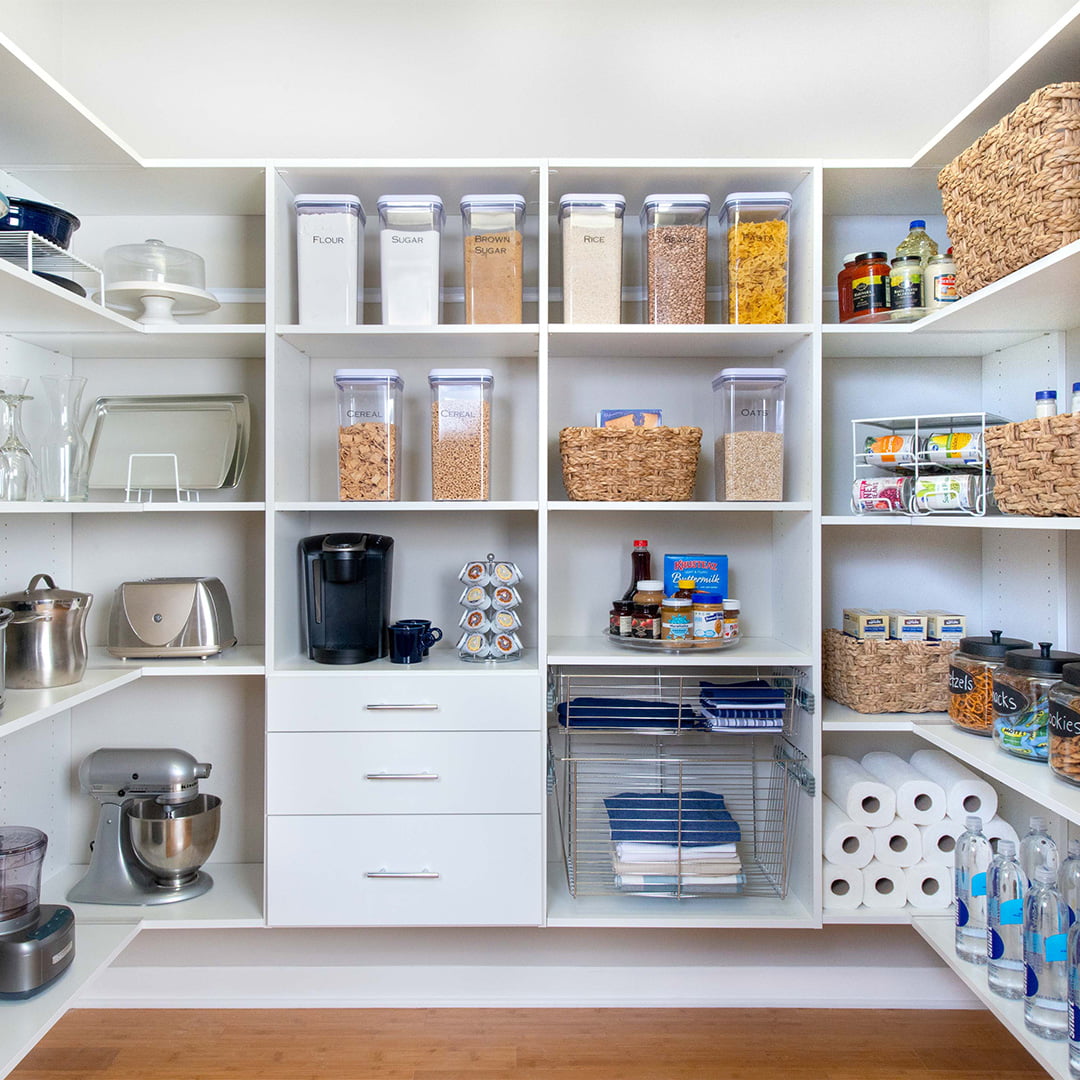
[559,426,701,501]
[823,628,955,714]
[937,82,1080,295]
[985,413,1080,516]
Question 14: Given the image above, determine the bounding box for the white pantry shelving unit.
[1,5,1080,1075]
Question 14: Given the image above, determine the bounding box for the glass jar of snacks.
[719,191,792,324]
[334,369,403,501]
[1049,663,1080,785]
[948,630,1032,737]
[993,642,1080,761]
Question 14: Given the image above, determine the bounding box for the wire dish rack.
[0,230,104,300]
[549,729,813,900]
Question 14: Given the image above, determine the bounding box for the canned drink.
[863,434,919,467]
[910,474,984,512]
[923,431,984,466]
[852,477,910,513]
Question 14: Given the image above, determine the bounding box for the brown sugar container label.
[1049,699,1080,738]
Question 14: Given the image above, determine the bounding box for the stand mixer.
[68,748,222,906]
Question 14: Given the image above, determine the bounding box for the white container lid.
[664,598,692,607]
[559,193,626,210]
[335,368,403,382]
[712,367,788,389]
[720,191,792,210]
[377,195,445,227]
[428,368,495,383]
[294,193,365,223]
[635,580,663,591]
[641,193,710,213]
[461,193,526,213]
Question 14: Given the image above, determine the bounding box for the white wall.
[0,0,998,160]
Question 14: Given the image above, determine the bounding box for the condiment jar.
[609,599,633,637]
[631,602,660,639]
[632,579,664,607]
[692,594,724,640]
[925,252,958,310]
[722,599,740,641]
[994,643,1080,761]
[836,252,859,323]
[948,630,1032,737]
[847,251,891,323]
[889,255,924,322]
[661,597,693,641]
[1049,662,1080,786]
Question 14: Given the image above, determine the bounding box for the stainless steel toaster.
[107,577,236,659]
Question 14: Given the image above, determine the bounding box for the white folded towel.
[614,841,738,862]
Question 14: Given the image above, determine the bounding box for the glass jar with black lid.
[948,630,1032,737]
[993,642,1080,761]
[1048,662,1080,785]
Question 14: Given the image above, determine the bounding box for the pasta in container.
[720,192,792,324]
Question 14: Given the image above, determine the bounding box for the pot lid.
[0,573,92,609]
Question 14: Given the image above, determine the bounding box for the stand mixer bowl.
[0,827,47,933]
[127,794,220,888]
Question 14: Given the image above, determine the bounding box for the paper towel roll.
[861,862,909,909]
[872,818,924,868]
[823,796,874,868]
[908,749,998,823]
[905,861,953,910]
[984,815,1020,852]
[822,755,896,828]
[919,818,964,865]
[860,751,947,825]
[823,861,864,909]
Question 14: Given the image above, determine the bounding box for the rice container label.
[852,477,909,513]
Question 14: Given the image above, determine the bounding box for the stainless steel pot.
[0,575,92,689]
[0,608,11,709]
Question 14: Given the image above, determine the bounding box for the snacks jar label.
[992,680,1028,716]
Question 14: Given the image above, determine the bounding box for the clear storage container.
[461,194,526,325]
[293,195,364,325]
[994,643,1080,761]
[559,193,625,324]
[0,826,47,926]
[719,191,791,324]
[948,630,1032,737]
[377,195,443,326]
[429,368,493,501]
[1049,662,1080,786]
[335,369,403,501]
[712,367,786,501]
[640,194,710,324]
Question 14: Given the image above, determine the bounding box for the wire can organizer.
[549,667,814,738]
[549,729,813,900]
[559,426,701,501]
[0,230,105,300]
[984,413,1080,517]
[938,82,1080,295]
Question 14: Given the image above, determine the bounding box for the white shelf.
[0,922,139,1080]
[43,863,264,929]
[0,258,136,333]
[13,326,266,359]
[0,501,265,514]
[822,908,916,924]
[275,501,537,513]
[548,501,811,513]
[272,648,538,674]
[278,325,540,359]
[548,325,813,359]
[95,645,266,677]
[546,637,812,667]
[822,514,1080,530]
[912,914,1070,1080]
[821,324,1038,359]
[822,700,940,733]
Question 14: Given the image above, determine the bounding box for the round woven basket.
[559,426,702,501]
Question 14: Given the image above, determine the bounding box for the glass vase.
[39,374,89,502]
[0,376,37,501]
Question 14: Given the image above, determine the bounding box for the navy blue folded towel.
[603,790,742,845]
[699,679,785,720]
[557,697,701,728]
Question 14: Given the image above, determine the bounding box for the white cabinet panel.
[266,814,543,926]
[267,672,542,731]
[267,731,543,814]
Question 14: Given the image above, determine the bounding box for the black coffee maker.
[300,533,393,664]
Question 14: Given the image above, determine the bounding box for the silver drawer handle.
[364,870,440,879]
[364,703,439,711]
[364,772,440,781]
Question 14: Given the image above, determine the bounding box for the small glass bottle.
[39,373,89,502]
[1036,390,1058,419]
[622,540,651,602]
[631,602,660,639]
[988,839,1026,1000]
[955,815,992,965]
[674,579,696,599]
[1025,863,1070,1040]
[722,599,740,642]
[660,597,693,641]
[609,599,633,637]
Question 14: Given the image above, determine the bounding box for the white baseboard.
[78,963,979,1010]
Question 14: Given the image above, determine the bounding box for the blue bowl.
[0,198,80,250]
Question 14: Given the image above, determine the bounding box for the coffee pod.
[459,561,490,586]
[492,561,521,586]
[459,609,491,633]
[493,609,522,631]
[459,585,491,610]
[491,586,521,610]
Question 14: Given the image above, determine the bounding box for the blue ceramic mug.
[394,619,443,656]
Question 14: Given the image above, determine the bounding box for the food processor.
[0,827,75,999]
[68,748,221,905]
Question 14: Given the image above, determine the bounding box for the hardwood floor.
[10,1008,1052,1079]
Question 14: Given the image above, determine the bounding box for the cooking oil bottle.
[896,219,939,269]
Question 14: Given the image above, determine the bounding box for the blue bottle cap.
[1036,390,1057,400]
[909,219,926,229]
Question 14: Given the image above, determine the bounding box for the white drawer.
[267,814,543,926]
[267,672,541,732]
[267,731,542,814]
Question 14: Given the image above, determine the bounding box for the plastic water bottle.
[895,218,939,270]
[1021,816,1059,886]
[955,815,992,964]
[988,839,1026,999]
[1061,839,1080,924]
[1025,863,1070,1040]
[1068,919,1080,1076]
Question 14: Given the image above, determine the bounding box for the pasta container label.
[1049,699,1080,738]
[992,679,1029,716]
[949,665,976,695]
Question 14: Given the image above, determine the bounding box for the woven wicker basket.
[938,82,1080,295]
[985,412,1080,516]
[823,628,955,714]
[559,426,702,501]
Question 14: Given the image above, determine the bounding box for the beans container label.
[1049,699,1080,738]
[992,680,1028,716]
[949,665,976,695]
